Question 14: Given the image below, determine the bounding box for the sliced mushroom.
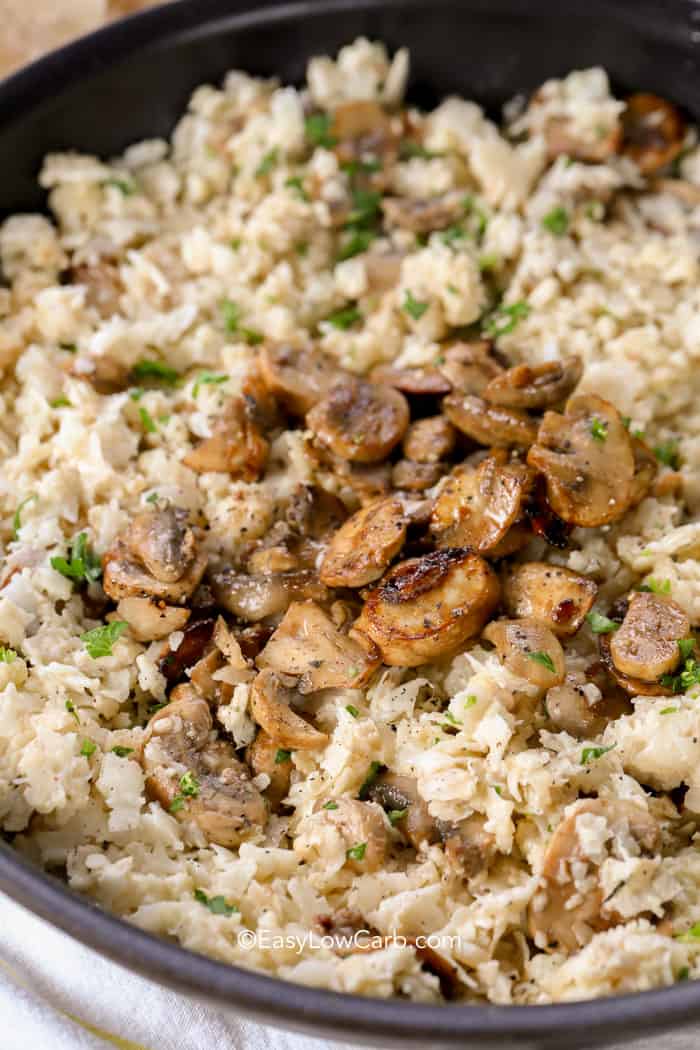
[370,364,452,397]
[621,93,686,174]
[527,394,635,527]
[529,799,659,952]
[443,393,538,448]
[259,344,342,416]
[322,797,390,872]
[189,648,234,706]
[183,397,268,480]
[68,353,130,394]
[540,115,621,164]
[599,631,675,697]
[158,615,216,684]
[116,596,190,642]
[437,341,504,396]
[331,100,398,173]
[609,591,689,683]
[629,435,658,508]
[392,460,444,492]
[353,548,500,667]
[128,506,196,583]
[209,568,329,622]
[430,457,533,554]
[368,772,439,849]
[403,416,457,463]
[545,676,632,738]
[306,378,409,463]
[441,815,496,879]
[256,600,379,692]
[320,496,407,588]
[141,686,267,847]
[381,191,466,234]
[483,356,582,410]
[71,260,123,320]
[483,618,565,692]
[649,178,700,206]
[246,729,292,810]
[503,562,597,637]
[523,475,572,550]
[249,669,328,749]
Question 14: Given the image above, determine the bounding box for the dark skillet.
[1,1,700,1046]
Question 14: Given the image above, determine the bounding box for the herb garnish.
[585,611,619,634]
[326,305,362,330]
[403,290,429,321]
[193,889,239,916]
[13,494,37,540]
[581,743,616,764]
[255,148,278,177]
[111,746,134,757]
[590,417,608,442]
[0,647,17,663]
[131,359,179,385]
[527,651,556,673]
[483,300,530,338]
[346,842,367,861]
[274,749,292,764]
[80,739,97,758]
[358,761,384,800]
[51,532,102,586]
[653,439,680,469]
[81,621,129,659]
[542,206,569,236]
[305,113,336,149]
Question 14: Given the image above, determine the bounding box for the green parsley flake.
[192,371,228,398]
[0,647,17,663]
[179,771,200,797]
[403,290,429,321]
[585,611,619,634]
[81,621,129,659]
[169,797,185,813]
[660,707,679,715]
[65,700,80,724]
[326,305,362,330]
[465,695,478,708]
[138,407,157,434]
[581,743,616,764]
[341,158,382,176]
[358,761,384,801]
[51,532,102,586]
[131,359,179,385]
[484,300,530,338]
[111,746,134,757]
[285,176,309,201]
[347,188,381,227]
[193,889,239,916]
[145,492,159,504]
[679,638,696,662]
[661,655,700,694]
[440,224,466,246]
[104,177,135,196]
[346,842,367,861]
[654,439,680,469]
[305,113,336,148]
[542,206,569,236]
[388,808,408,826]
[336,228,375,261]
[345,704,360,718]
[80,739,97,758]
[398,140,440,160]
[275,749,292,764]
[443,710,461,726]
[639,577,672,595]
[527,650,556,673]
[676,923,700,943]
[590,417,608,442]
[322,800,339,810]
[678,966,691,981]
[255,148,278,177]
[13,494,37,540]
[49,396,71,408]
[221,298,242,332]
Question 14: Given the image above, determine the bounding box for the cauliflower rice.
[2,38,700,1005]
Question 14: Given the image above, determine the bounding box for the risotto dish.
[3,38,700,1005]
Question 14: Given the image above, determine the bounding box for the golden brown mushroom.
[527,394,635,526]
[609,591,689,682]
[483,356,582,411]
[141,686,267,847]
[544,677,632,738]
[259,344,342,416]
[483,618,565,693]
[437,340,504,396]
[403,416,457,463]
[353,548,500,667]
[256,600,379,692]
[320,496,407,588]
[249,669,328,750]
[598,631,675,697]
[443,393,538,448]
[529,799,659,952]
[183,397,268,480]
[391,460,444,492]
[306,378,410,463]
[370,364,452,397]
[503,562,597,637]
[540,115,621,164]
[322,798,390,873]
[441,815,496,879]
[209,568,329,622]
[331,100,399,174]
[381,192,467,234]
[621,93,686,175]
[115,597,190,641]
[368,772,439,849]
[246,729,292,810]
[629,435,658,508]
[430,457,533,554]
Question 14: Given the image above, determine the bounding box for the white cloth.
[1,890,699,1050]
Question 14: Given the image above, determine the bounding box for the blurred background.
[0,0,159,77]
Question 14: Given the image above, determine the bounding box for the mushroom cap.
[381,191,466,235]
[527,394,635,527]
[544,678,631,738]
[246,729,292,811]
[483,356,582,411]
[354,548,500,667]
[609,591,689,682]
[116,596,190,642]
[598,631,675,697]
[323,798,390,872]
[437,341,503,396]
[403,416,457,463]
[128,506,196,583]
[320,496,407,588]
[430,456,533,554]
[306,378,410,463]
[622,93,686,174]
[249,669,329,749]
[371,364,452,397]
[183,397,268,480]
[103,540,208,604]
[503,561,597,637]
[443,393,538,448]
[483,618,565,693]
[368,772,439,849]
[259,344,341,416]
[210,568,329,622]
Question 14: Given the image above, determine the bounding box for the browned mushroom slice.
[527,394,635,527]
[483,618,565,692]
[609,591,689,683]
[353,548,500,667]
[71,260,123,320]
[621,93,686,174]
[443,393,538,448]
[127,506,196,583]
[322,798,390,872]
[249,669,328,749]
[529,799,659,953]
[141,687,267,847]
[503,562,597,638]
[368,772,439,849]
[103,540,208,604]
[441,815,496,879]
[210,568,329,622]
[116,597,190,642]
[331,100,398,172]
[629,435,658,508]
[364,252,404,292]
[256,600,379,692]
[259,344,342,416]
[370,364,452,397]
[437,341,504,396]
[545,677,632,738]
[320,496,407,588]
[541,115,621,164]
[483,356,582,411]
[246,729,292,810]
[430,457,533,554]
[306,378,409,463]
[392,460,444,492]
[183,397,268,480]
[158,614,216,684]
[649,178,700,206]
[598,632,674,697]
[381,192,466,235]
[403,416,457,463]
[189,648,234,706]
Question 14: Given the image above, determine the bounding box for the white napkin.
[0,890,697,1050]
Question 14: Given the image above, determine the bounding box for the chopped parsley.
[145,492,159,504]
[679,638,696,662]
[49,396,71,408]
[653,439,680,469]
[661,651,700,693]
[138,407,157,433]
[346,842,367,861]
[12,494,37,540]
[590,417,608,442]
[638,577,672,595]
[581,743,616,764]
[336,228,375,261]
[104,177,135,196]
[358,761,384,800]
[678,967,691,981]
[131,359,179,385]
[80,739,97,758]
[341,158,382,176]
[255,148,278,177]
[440,224,466,246]
[403,290,429,321]
[305,113,336,148]
[345,704,360,718]
[192,371,228,398]
[111,746,134,758]
[285,176,309,200]
[65,699,80,724]
[322,800,339,810]
[274,749,292,764]
[483,300,530,338]
[346,188,381,228]
[81,621,129,659]
[542,206,569,236]
[179,771,200,798]
[219,299,263,344]
[660,706,679,715]
[387,808,408,826]
[676,923,700,943]
[442,710,461,726]
[585,611,619,634]
[326,305,362,330]
[193,889,239,916]
[465,695,478,708]
[398,140,440,160]
[0,647,17,663]
[527,650,556,673]
[50,532,102,586]
[462,194,488,239]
